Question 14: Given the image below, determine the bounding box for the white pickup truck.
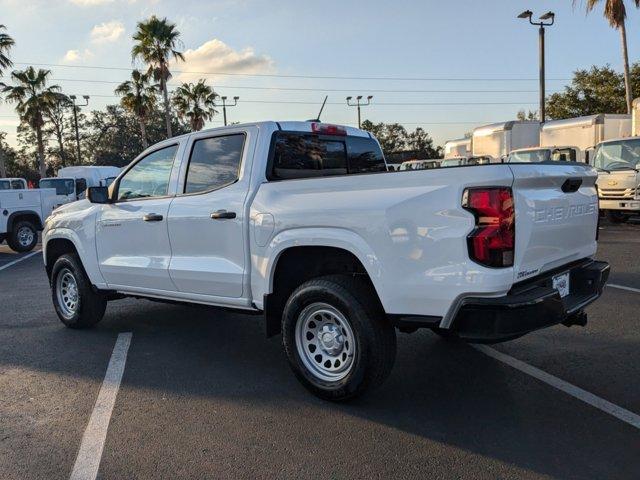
[42,121,609,400]
[1,187,58,251]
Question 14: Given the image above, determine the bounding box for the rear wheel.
[51,254,106,328]
[7,220,38,252]
[282,275,396,401]
[607,211,629,224]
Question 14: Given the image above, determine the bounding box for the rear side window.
[184,134,245,194]
[347,136,387,174]
[269,132,386,180]
[271,133,347,180]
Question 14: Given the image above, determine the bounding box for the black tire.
[7,220,38,252]
[282,274,396,401]
[51,253,107,329]
[607,211,629,224]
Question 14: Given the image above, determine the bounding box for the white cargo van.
[39,166,121,204]
[472,121,540,163]
[443,137,471,159]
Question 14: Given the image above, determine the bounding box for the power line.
[43,77,563,94]
[13,61,572,82]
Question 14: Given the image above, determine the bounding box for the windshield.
[508,150,550,163]
[39,178,75,195]
[441,159,461,167]
[593,139,640,171]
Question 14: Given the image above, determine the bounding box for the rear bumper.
[599,199,640,211]
[449,259,610,342]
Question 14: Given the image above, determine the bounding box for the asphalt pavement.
[1,222,639,480]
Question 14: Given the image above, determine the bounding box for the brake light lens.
[462,187,514,268]
[311,122,346,136]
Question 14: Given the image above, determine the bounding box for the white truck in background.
[0,187,58,252]
[42,121,608,401]
[472,121,540,163]
[593,136,640,222]
[39,166,121,205]
[0,178,28,190]
[540,114,631,164]
[443,137,472,159]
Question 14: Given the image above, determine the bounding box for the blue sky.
[1,0,640,149]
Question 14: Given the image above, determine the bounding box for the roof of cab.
[183,121,371,138]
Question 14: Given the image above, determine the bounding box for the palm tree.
[115,70,157,149]
[0,25,15,178]
[2,67,61,178]
[173,80,218,131]
[0,24,14,77]
[575,0,640,113]
[132,16,184,139]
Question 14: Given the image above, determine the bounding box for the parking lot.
[1,220,639,480]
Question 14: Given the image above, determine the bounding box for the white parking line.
[473,344,640,430]
[0,250,40,272]
[607,283,640,294]
[70,332,132,480]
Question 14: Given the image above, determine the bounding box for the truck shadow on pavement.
[2,296,639,480]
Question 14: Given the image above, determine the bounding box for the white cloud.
[69,0,114,5]
[90,21,125,43]
[62,49,94,63]
[172,39,274,83]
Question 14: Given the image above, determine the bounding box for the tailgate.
[509,163,598,282]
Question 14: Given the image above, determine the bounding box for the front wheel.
[282,275,396,401]
[51,254,107,328]
[7,220,38,252]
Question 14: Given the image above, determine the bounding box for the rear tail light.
[311,122,346,136]
[462,187,515,268]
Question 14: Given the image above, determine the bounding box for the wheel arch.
[7,210,43,232]
[44,229,105,286]
[257,228,386,337]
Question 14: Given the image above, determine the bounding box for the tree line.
[0,17,220,180]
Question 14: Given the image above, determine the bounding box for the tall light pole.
[346,95,373,129]
[219,96,239,126]
[517,10,554,123]
[69,95,89,163]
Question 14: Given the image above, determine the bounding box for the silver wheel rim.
[56,268,79,319]
[295,302,357,382]
[17,226,35,247]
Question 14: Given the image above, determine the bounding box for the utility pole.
[346,95,373,129]
[69,95,90,163]
[219,96,239,126]
[517,10,555,123]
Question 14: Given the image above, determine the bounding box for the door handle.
[143,213,164,222]
[210,210,236,220]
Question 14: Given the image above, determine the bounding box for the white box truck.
[443,137,471,159]
[472,121,540,163]
[540,114,631,163]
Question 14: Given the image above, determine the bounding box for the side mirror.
[87,186,110,204]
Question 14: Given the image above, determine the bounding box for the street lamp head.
[221,96,227,100]
[82,95,90,100]
[539,11,555,21]
[517,9,533,19]
[69,95,77,100]
[367,95,373,100]
[233,96,239,101]
[346,96,352,101]
[356,95,363,100]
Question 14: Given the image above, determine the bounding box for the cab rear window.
[269,132,386,180]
